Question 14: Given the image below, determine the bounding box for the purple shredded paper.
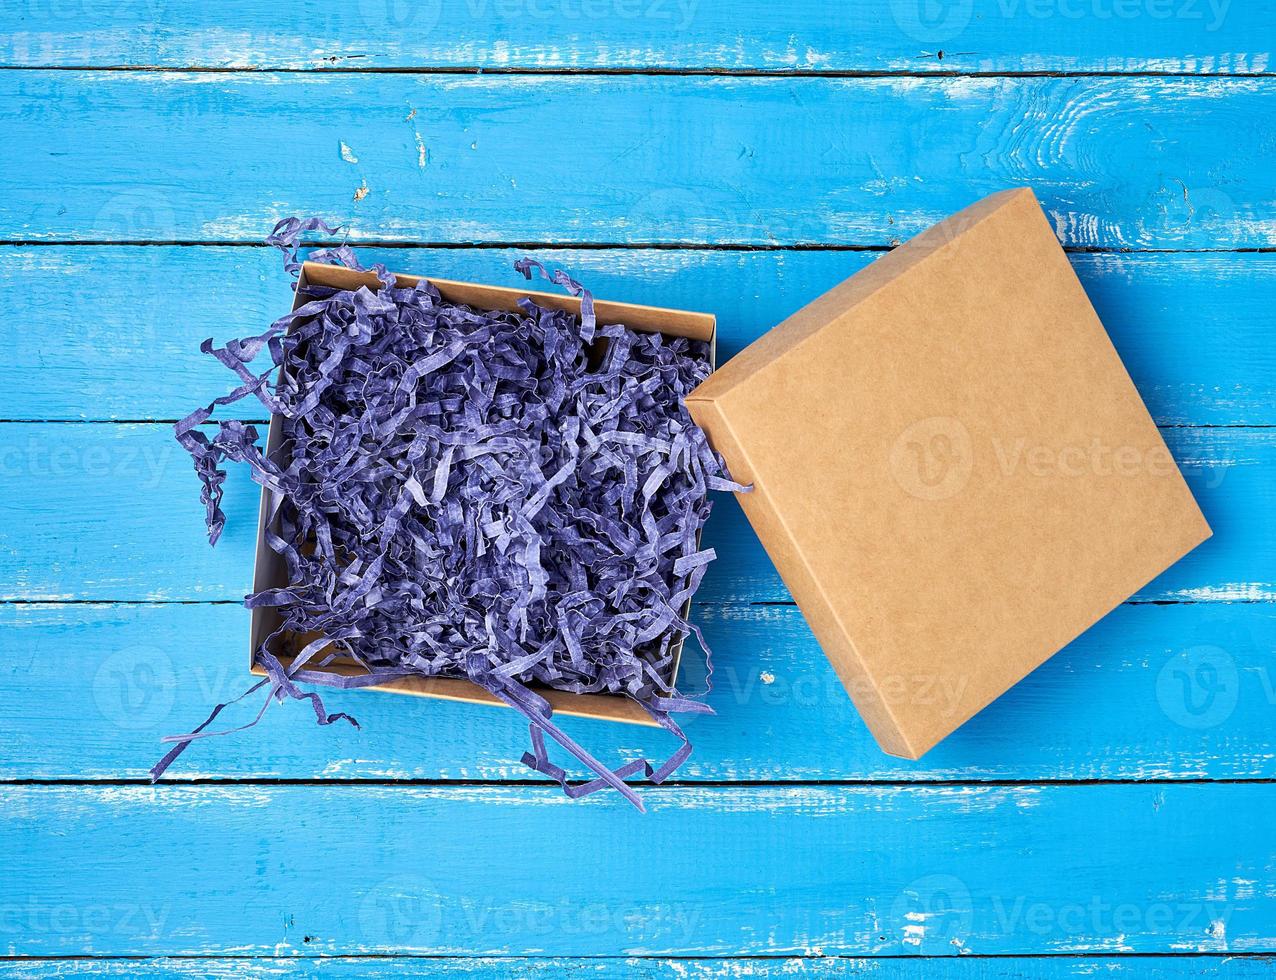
[157,219,746,810]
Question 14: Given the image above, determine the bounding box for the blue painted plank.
[0,423,1263,603]
[3,247,1273,425]
[0,956,1270,978]
[3,73,1273,248]
[3,600,1274,781]
[1,782,1270,955]
[1,0,1269,73]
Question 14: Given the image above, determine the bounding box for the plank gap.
[8,777,1276,788]
[2,65,1275,80]
[3,241,1275,255]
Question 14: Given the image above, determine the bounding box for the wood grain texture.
[1,0,1272,967]
[0,956,1271,978]
[1,0,1269,73]
[0,423,1262,603]
[3,246,1274,425]
[1,783,1271,956]
[3,72,1272,248]
[4,600,1274,782]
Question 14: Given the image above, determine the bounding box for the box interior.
[249,262,716,727]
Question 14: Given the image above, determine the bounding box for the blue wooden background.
[1,1,1275,976]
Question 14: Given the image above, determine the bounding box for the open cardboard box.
[250,189,1211,760]
[249,261,717,727]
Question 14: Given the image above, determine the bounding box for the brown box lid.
[686,187,1211,759]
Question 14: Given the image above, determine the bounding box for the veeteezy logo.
[889,0,975,43]
[693,663,969,715]
[356,874,699,947]
[355,0,443,31]
[992,895,1231,939]
[462,0,698,27]
[891,874,974,952]
[889,416,974,501]
[1156,644,1240,729]
[92,646,177,730]
[358,875,444,948]
[91,645,250,731]
[0,899,169,939]
[995,0,1230,30]
[891,0,1230,45]
[0,437,174,488]
[990,436,1177,480]
[889,417,1221,501]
